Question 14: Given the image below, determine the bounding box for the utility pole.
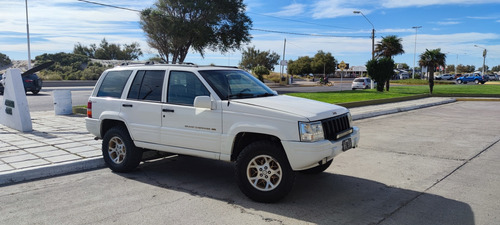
[25,0,32,69]
[412,26,422,79]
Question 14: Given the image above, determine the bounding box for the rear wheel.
[102,126,142,172]
[474,79,479,84]
[236,141,295,203]
[32,90,39,95]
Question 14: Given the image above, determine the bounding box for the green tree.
[140,0,252,64]
[74,39,142,60]
[374,35,404,91]
[419,48,446,94]
[252,65,269,82]
[446,64,455,74]
[0,52,12,67]
[287,56,312,75]
[366,57,394,92]
[35,53,110,80]
[491,65,500,72]
[396,63,409,70]
[311,51,337,75]
[239,46,280,71]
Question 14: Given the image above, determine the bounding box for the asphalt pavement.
[0,96,459,185]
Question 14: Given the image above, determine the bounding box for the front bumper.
[282,126,360,171]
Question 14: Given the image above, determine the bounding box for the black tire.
[352,88,355,90]
[457,80,462,84]
[235,141,295,203]
[102,126,142,172]
[32,90,39,95]
[474,79,479,84]
[300,159,333,174]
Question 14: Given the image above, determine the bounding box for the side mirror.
[194,96,213,109]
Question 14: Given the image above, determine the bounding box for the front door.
[160,70,222,153]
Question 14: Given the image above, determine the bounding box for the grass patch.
[390,79,454,85]
[287,85,500,104]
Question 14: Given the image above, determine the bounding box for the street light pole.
[353,11,375,60]
[412,26,422,79]
[474,45,487,75]
[25,0,32,69]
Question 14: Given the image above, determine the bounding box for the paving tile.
[2,154,39,163]
[40,138,73,145]
[35,150,69,158]
[66,145,97,153]
[24,146,59,154]
[45,154,82,163]
[77,150,102,158]
[55,142,86,149]
[0,150,26,158]
[0,163,14,172]
[10,159,51,169]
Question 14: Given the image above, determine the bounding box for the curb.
[0,158,106,186]
[351,98,457,121]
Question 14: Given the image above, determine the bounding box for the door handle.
[122,104,133,107]
[162,109,174,112]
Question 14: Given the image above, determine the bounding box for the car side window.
[97,70,133,98]
[167,71,210,106]
[127,70,165,102]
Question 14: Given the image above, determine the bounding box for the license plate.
[342,138,352,151]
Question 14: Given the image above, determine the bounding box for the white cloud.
[311,0,373,19]
[267,3,306,17]
[381,0,500,8]
[435,21,461,25]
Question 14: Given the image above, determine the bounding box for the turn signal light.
[87,101,92,118]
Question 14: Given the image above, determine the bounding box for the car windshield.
[199,70,276,100]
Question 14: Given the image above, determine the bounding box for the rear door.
[120,70,166,144]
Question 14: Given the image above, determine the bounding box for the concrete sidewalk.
[0,97,457,185]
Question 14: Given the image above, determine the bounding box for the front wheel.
[457,80,463,84]
[474,79,479,84]
[102,126,142,172]
[236,141,295,203]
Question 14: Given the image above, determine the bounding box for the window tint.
[97,70,132,98]
[127,70,165,102]
[167,71,210,106]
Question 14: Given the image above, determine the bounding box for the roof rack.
[116,62,238,69]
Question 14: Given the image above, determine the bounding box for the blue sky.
[1,0,500,70]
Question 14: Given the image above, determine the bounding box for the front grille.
[322,113,351,140]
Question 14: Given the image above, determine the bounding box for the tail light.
[87,101,92,118]
[24,79,33,83]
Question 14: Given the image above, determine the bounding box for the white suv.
[86,64,360,202]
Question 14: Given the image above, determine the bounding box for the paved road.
[1,101,498,224]
[25,87,93,112]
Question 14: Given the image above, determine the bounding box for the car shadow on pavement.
[116,155,475,225]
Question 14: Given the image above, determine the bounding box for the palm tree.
[374,35,405,58]
[419,48,446,94]
[374,35,405,91]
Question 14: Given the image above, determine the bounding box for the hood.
[231,95,348,121]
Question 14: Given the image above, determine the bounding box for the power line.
[76,0,366,38]
[251,28,366,38]
[247,12,353,30]
[76,0,141,12]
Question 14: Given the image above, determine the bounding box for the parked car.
[456,73,488,84]
[351,77,374,90]
[398,73,410,80]
[435,74,454,80]
[487,74,499,81]
[0,72,43,95]
[86,63,360,202]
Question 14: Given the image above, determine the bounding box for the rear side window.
[97,70,133,98]
[127,70,165,102]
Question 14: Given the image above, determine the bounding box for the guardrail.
[43,80,97,87]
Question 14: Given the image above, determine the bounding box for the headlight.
[299,121,324,142]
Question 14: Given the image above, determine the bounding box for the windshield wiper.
[228,92,255,99]
[255,93,276,97]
